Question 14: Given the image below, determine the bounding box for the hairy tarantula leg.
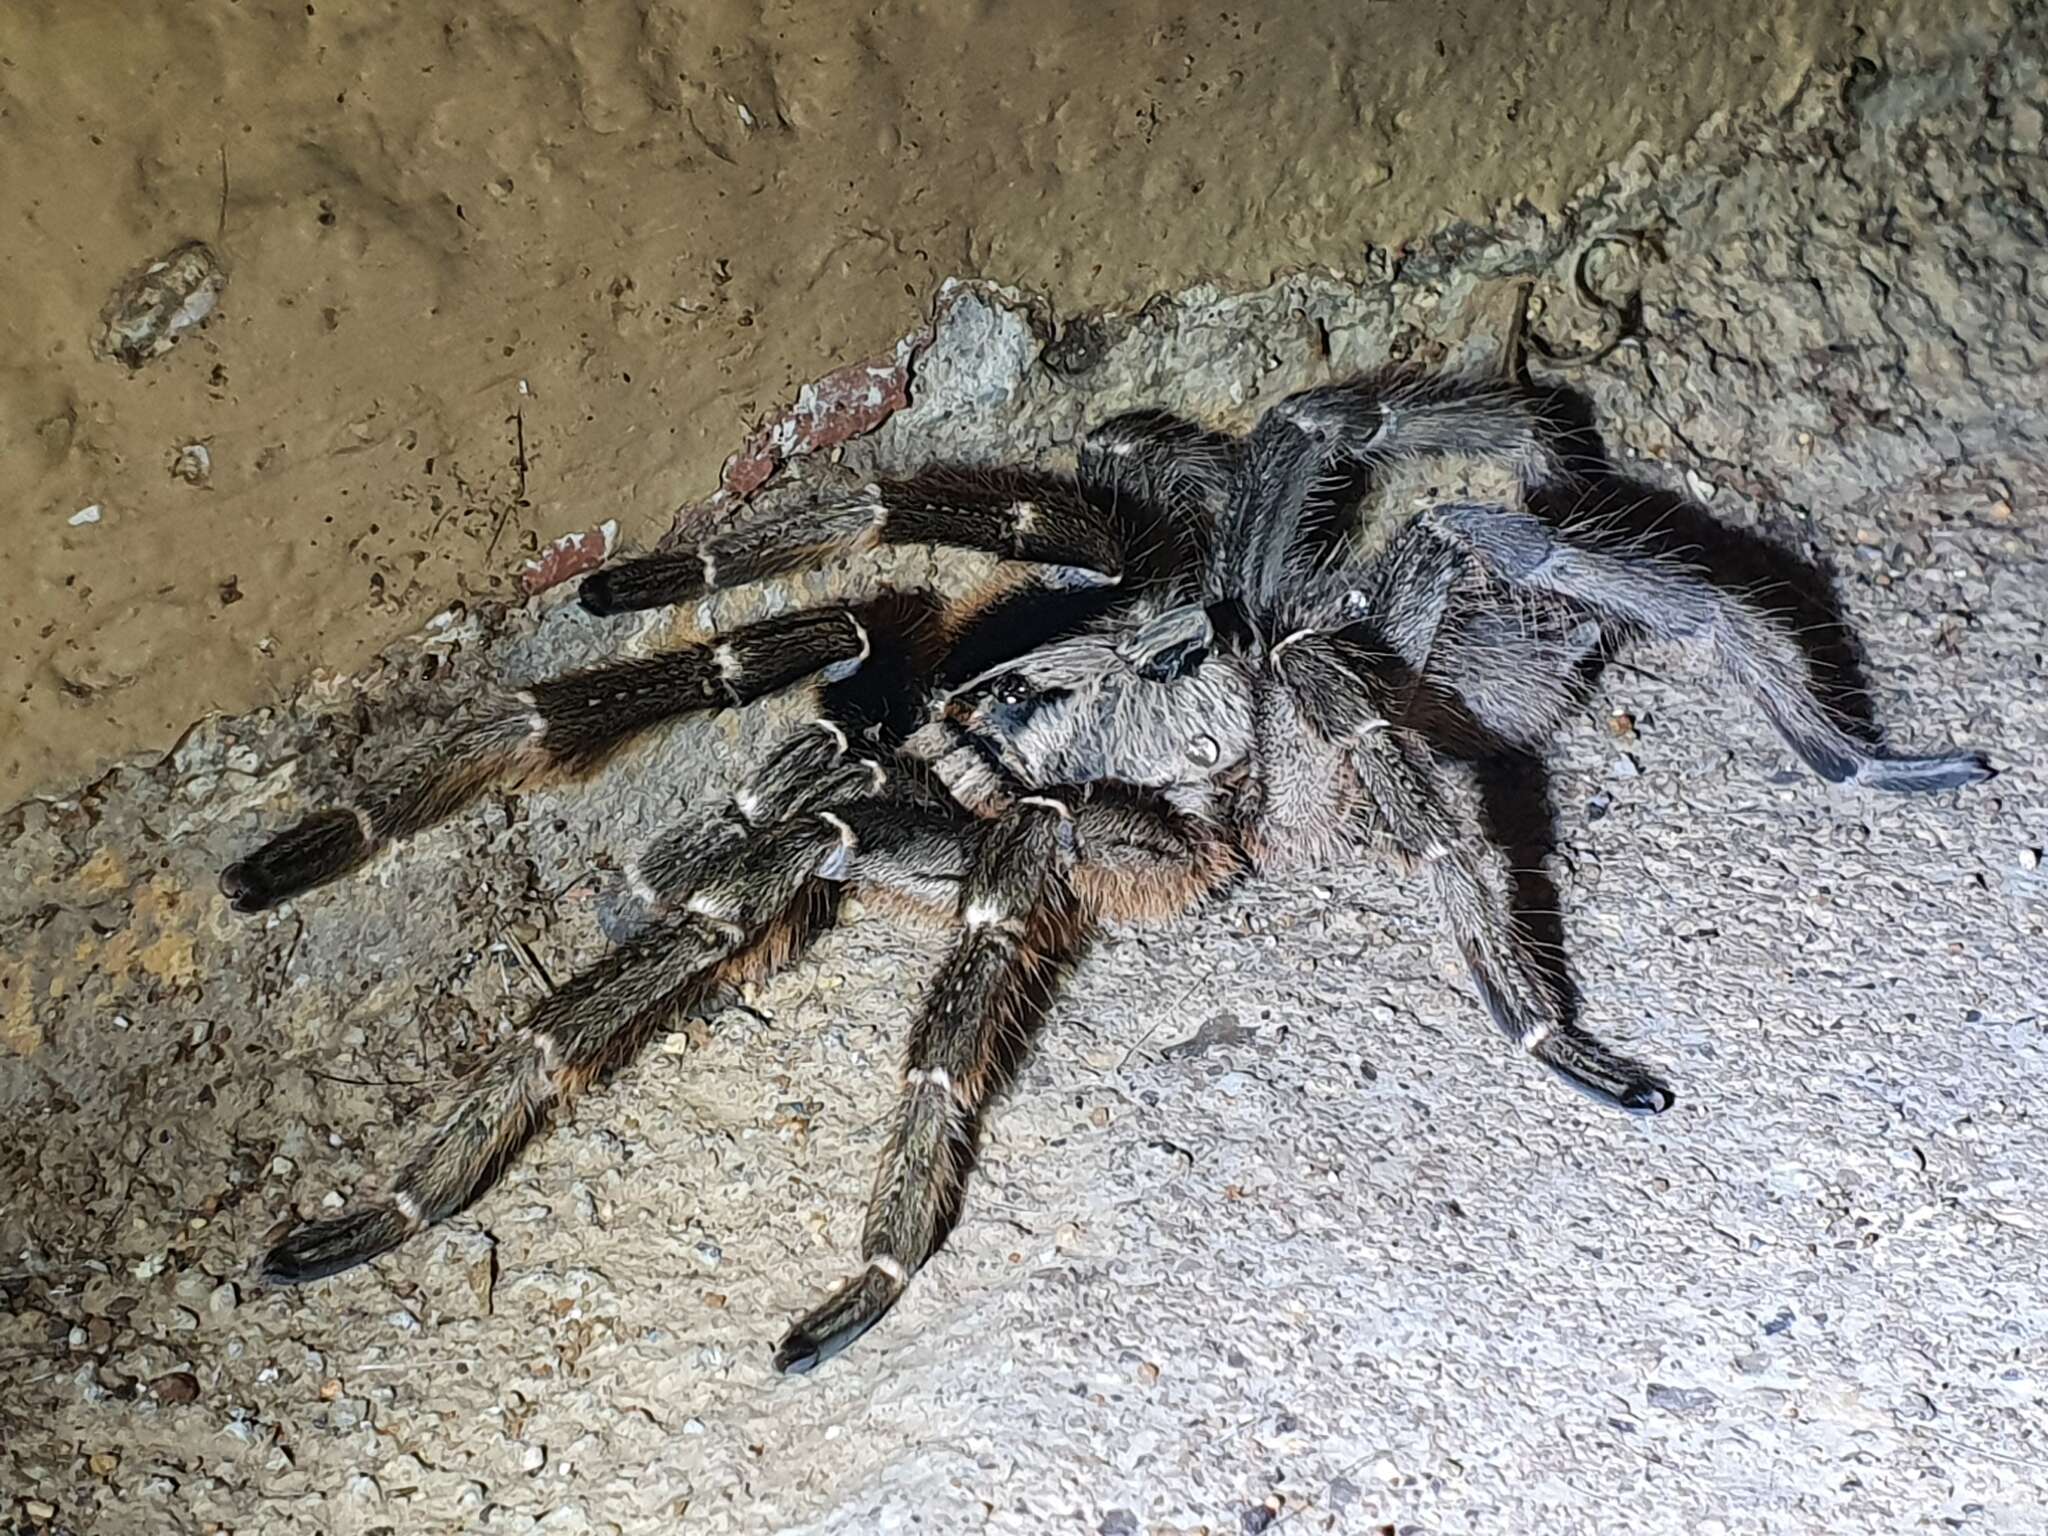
[1065,785,1242,922]
[1077,409,1239,572]
[602,723,968,941]
[580,465,1126,616]
[1348,724,1673,1116]
[1208,406,1333,610]
[1270,371,1561,486]
[219,610,868,913]
[1425,503,1993,794]
[774,797,1079,1374]
[262,815,847,1286]
[1268,628,1666,1113]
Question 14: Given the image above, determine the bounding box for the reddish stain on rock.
[519,520,617,595]
[538,308,937,586]
[719,347,915,501]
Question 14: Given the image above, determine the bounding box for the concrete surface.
[3,17,2047,1535]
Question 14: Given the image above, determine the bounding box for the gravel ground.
[4,18,2046,1535]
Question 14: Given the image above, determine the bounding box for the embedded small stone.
[94,241,228,369]
[1647,1382,1719,1415]
[149,1371,200,1404]
[172,443,213,485]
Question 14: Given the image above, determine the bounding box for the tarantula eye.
[1186,734,1221,767]
[994,674,1033,705]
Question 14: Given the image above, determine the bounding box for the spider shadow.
[1526,379,1889,738]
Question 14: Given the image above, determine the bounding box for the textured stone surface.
[4,24,2046,1536]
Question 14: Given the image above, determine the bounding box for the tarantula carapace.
[222,370,1988,1372]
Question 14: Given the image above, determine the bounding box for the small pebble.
[69,504,103,526]
[149,1371,200,1404]
[2021,847,2041,871]
[209,1283,238,1314]
[172,443,212,484]
[521,1444,547,1474]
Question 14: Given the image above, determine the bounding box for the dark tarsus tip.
[1780,719,1994,795]
[1475,962,1677,1117]
[575,551,707,616]
[1618,1080,1675,1116]
[1540,1056,1676,1118]
[576,570,619,616]
[771,1306,884,1376]
[219,809,369,913]
[1860,750,1996,796]
[260,1206,411,1286]
[773,1269,900,1374]
[772,1329,824,1376]
[218,861,262,909]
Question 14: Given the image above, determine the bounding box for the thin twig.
[487,400,530,561]
[506,930,556,996]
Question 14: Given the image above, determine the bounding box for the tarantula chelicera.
[223,368,1988,1372]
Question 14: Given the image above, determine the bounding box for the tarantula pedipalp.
[221,368,1989,1372]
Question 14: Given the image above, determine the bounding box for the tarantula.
[222,368,1988,1372]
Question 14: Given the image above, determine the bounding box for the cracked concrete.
[4,17,2047,1536]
